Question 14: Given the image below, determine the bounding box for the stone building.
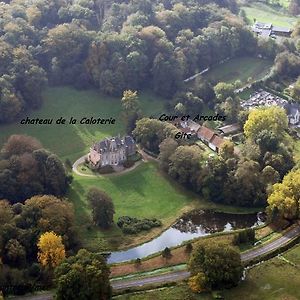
[89,135,136,168]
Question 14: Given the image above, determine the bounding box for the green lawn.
[241,2,297,28]
[204,57,272,85]
[0,86,165,162]
[68,161,220,251]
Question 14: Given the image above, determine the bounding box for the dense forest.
[1,0,299,123]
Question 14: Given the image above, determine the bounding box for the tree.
[267,169,300,220]
[189,241,243,289]
[162,247,172,260]
[121,90,141,133]
[218,96,240,122]
[87,187,115,229]
[291,77,300,101]
[55,249,111,300]
[1,135,42,158]
[133,118,178,153]
[4,239,26,267]
[168,145,203,189]
[214,82,235,103]
[219,140,235,160]
[37,231,65,269]
[0,135,70,203]
[188,272,207,293]
[262,165,280,185]
[185,242,193,254]
[158,138,178,171]
[244,107,288,141]
[255,129,279,154]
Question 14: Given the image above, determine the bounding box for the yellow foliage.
[244,106,288,140]
[37,231,65,269]
[267,169,300,219]
[188,272,207,293]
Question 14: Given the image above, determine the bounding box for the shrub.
[117,216,162,234]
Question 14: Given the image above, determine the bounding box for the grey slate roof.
[93,135,135,153]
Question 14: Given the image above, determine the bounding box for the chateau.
[89,135,136,167]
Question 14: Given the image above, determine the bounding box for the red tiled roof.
[210,135,225,149]
[197,126,215,141]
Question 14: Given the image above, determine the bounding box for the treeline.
[0,135,71,203]
[0,0,276,123]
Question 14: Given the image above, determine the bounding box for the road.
[241,224,300,262]
[11,225,300,298]
[111,270,191,290]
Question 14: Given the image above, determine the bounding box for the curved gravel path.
[72,153,146,178]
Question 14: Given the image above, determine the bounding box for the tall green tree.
[189,241,243,289]
[121,90,141,133]
[87,188,115,229]
[55,249,111,300]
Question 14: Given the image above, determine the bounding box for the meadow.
[203,57,272,85]
[0,86,165,162]
[241,2,298,28]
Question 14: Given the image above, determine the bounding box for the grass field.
[241,2,297,28]
[204,57,272,85]
[69,161,251,251]
[0,86,165,162]
[117,243,300,300]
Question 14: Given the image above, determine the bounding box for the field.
[0,86,165,162]
[241,2,297,28]
[117,243,300,300]
[203,57,272,85]
[69,161,251,251]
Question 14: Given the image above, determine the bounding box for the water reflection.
[108,210,265,264]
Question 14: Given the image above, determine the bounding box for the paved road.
[111,270,191,290]
[241,224,300,262]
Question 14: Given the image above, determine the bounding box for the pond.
[108,210,265,264]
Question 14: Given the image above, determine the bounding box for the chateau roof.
[93,135,135,153]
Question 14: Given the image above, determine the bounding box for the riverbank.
[110,224,274,278]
